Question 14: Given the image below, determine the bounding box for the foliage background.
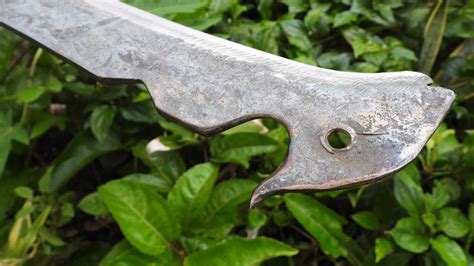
[0,0,473,265]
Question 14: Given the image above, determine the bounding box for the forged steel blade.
[0,0,455,207]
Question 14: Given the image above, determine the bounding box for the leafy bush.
[0,0,473,265]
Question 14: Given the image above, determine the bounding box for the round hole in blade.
[327,129,351,149]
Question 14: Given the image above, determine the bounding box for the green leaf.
[191,179,256,237]
[31,115,54,139]
[122,173,172,193]
[221,120,267,135]
[133,141,186,182]
[438,207,471,238]
[90,105,117,142]
[257,0,273,19]
[46,78,63,92]
[430,235,467,266]
[280,19,312,52]
[39,130,121,192]
[199,179,256,225]
[375,237,394,263]
[342,27,387,58]
[304,8,331,38]
[425,180,450,212]
[14,186,33,199]
[284,193,363,264]
[388,217,429,253]
[157,115,197,142]
[210,133,279,168]
[119,101,159,124]
[100,240,180,266]
[16,86,45,103]
[78,192,108,216]
[280,0,308,13]
[184,237,298,266]
[418,0,449,74]
[334,11,358,27]
[394,164,424,217]
[248,208,267,228]
[167,163,219,227]
[351,211,380,231]
[59,202,75,226]
[99,180,180,256]
[39,227,66,247]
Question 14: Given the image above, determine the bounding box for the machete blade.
[0,0,455,207]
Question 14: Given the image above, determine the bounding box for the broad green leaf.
[304,8,331,38]
[438,178,461,202]
[46,78,63,92]
[123,173,172,193]
[342,27,386,58]
[16,86,45,103]
[438,207,471,238]
[422,212,437,232]
[78,192,108,216]
[180,236,219,254]
[210,133,279,168]
[198,179,256,226]
[394,164,424,217]
[351,211,380,231]
[99,180,180,256]
[133,141,186,182]
[375,237,394,263]
[14,186,33,199]
[284,193,363,264]
[119,101,159,124]
[418,0,449,74]
[191,179,256,237]
[425,180,450,212]
[280,20,312,52]
[280,0,308,13]
[31,115,54,139]
[388,217,429,253]
[184,237,298,266]
[157,115,198,143]
[100,240,180,266]
[257,0,273,19]
[334,11,358,27]
[167,163,219,227]
[39,130,121,192]
[90,105,117,142]
[430,235,467,266]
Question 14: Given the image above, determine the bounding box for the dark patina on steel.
[0,0,455,207]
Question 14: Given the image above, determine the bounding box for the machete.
[0,0,455,207]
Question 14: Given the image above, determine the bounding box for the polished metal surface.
[0,0,455,207]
